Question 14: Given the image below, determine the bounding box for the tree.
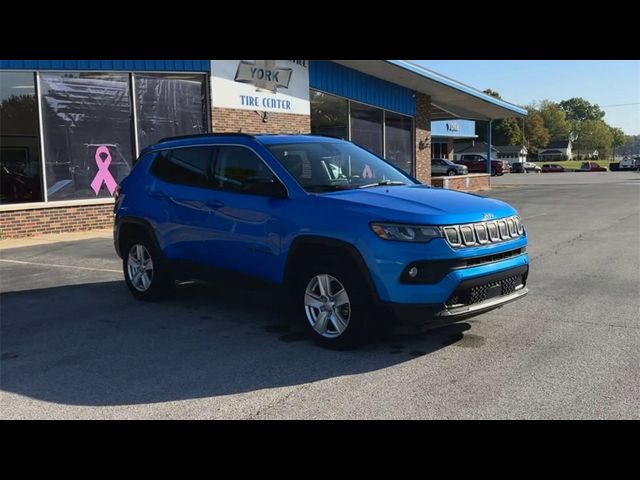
[493,117,524,145]
[559,97,605,122]
[0,94,38,135]
[572,119,614,158]
[523,107,550,150]
[609,127,626,159]
[610,127,626,148]
[539,101,571,142]
[622,135,640,155]
[474,89,524,146]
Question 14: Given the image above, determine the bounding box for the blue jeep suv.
[114,133,529,348]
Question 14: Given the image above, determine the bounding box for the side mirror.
[245,177,288,198]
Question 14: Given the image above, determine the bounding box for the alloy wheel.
[304,274,351,338]
[127,244,154,292]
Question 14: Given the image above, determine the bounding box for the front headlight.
[370,223,443,242]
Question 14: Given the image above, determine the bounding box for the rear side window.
[150,146,215,188]
[213,146,274,193]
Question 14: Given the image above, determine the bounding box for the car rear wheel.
[123,236,172,301]
[295,257,370,349]
[491,168,497,176]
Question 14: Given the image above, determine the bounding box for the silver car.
[431,158,468,176]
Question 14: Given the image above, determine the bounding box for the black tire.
[292,255,372,349]
[447,169,456,176]
[491,168,497,176]
[122,234,173,301]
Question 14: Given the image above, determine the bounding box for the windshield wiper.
[358,180,407,189]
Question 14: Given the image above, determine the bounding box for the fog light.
[408,267,419,278]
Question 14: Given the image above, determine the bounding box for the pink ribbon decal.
[90,146,118,195]
[362,164,374,179]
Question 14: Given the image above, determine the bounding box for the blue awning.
[332,60,527,121]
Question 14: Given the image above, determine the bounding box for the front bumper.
[380,263,529,326]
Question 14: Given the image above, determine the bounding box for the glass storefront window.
[384,112,413,175]
[135,74,208,151]
[432,142,448,159]
[350,101,383,157]
[0,72,44,204]
[310,89,348,139]
[39,72,135,201]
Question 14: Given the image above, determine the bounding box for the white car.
[522,162,541,173]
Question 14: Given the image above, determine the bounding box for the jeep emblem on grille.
[482,213,494,221]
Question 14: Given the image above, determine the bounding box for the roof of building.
[544,140,571,149]
[455,141,500,154]
[333,60,528,121]
[496,145,527,154]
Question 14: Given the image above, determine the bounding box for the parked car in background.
[511,162,541,174]
[523,162,541,173]
[610,155,640,171]
[575,161,607,172]
[541,164,565,173]
[431,158,468,176]
[455,154,510,176]
[114,133,529,349]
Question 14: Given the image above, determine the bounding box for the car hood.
[318,184,516,224]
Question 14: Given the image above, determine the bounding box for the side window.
[213,146,275,194]
[150,146,215,188]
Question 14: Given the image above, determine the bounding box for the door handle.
[206,200,225,209]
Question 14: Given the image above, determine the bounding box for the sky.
[413,60,640,135]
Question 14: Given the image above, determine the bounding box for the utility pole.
[487,120,492,174]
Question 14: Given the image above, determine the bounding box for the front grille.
[501,275,520,296]
[443,215,525,248]
[446,266,528,307]
[468,281,501,304]
[462,248,524,268]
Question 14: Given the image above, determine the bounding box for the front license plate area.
[486,283,502,300]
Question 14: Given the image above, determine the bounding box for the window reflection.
[310,89,348,139]
[385,112,413,175]
[40,72,134,200]
[350,101,383,156]
[0,72,43,204]
[135,74,208,151]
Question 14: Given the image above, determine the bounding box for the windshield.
[266,141,415,192]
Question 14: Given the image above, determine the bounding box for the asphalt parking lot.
[1,171,639,419]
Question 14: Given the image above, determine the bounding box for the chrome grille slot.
[487,222,500,241]
[460,225,476,246]
[444,226,461,246]
[474,223,489,244]
[498,220,509,239]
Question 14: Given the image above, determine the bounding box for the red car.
[575,161,607,172]
[454,154,510,176]
[541,164,565,173]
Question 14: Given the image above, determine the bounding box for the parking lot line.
[0,258,121,273]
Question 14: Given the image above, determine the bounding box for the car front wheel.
[295,258,370,349]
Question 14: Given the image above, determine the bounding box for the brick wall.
[0,204,113,239]
[430,173,490,191]
[212,107,310,134]
[414,93,431,184]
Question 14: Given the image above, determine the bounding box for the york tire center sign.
[210,60,310,115]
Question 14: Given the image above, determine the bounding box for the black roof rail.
[305,133,347,140]
[156,132,255,143]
